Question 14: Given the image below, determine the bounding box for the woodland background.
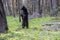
[0,0,60,40]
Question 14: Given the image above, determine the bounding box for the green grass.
[0,16,60,40]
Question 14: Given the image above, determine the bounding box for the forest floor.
[0,16,60,40]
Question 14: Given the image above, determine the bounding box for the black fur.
[21,6,28,28]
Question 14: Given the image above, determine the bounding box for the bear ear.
[21,6,26,10]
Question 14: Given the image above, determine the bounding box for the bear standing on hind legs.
[20,6,29,29]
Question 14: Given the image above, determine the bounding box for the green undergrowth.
[0,16,60,40]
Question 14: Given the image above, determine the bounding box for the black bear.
[20,6,28,29]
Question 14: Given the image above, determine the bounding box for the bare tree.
[12,0,16,17]
[38,0,42,17]
[42,0,47,17]
[0,0,8,33]
[17,0,22,22]
[50,0,58,16]
[6,0,12,16]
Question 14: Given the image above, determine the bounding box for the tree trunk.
[0,0,8,33]
[42,0,47,17]
[38,0,42,17]
[6,0,12,16]
[17,0,21,22]
[50,0,58,16]
[12,0,16,17]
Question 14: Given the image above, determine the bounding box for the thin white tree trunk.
[22,0,28,7]
[42,0,47,17]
